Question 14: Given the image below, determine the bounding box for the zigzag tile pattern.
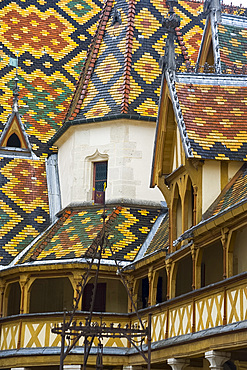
[144,213,169,256]
[176,83,247,160]
[0,0,103,265]
[75,0,205,120]
[218,23,247,70]
[204,164,247,219]
[0,157,49,265]
[0,0,103,156]
[19,206,160,263]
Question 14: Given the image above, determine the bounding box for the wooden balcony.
[0,273,246,352]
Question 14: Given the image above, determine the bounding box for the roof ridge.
[175,26,189,64]
[84,206,123,258]
[64,0,114,122]
[121,0,136,113]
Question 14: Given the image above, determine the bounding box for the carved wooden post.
[148,267,153,307]
[221,228,229,280]
[19,275,30,314]
[190,242,198,290]
[165,260,172,300]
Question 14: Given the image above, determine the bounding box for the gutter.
[49,113,156,146]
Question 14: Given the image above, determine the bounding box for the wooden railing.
[0,273,246,351]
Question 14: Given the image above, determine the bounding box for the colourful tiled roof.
[218,22,247,71]
[19,205,161,264]
[203,164,247,219]
[176,81,247,161]
[62,0,205,124]
[0,157,49,266]
[144,213,169,256]
[0,0,103,155]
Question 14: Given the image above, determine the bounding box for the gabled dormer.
[197,0,247,73]
[151,2,247,251]
[0,76,32,158]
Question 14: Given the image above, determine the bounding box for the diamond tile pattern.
[218,23,247,70]
[176,83,247,160]
[0,0,103,155]
[73,0,205,121]
[203,164,247,219]
[0,157,49,265]
[19,206,160,263]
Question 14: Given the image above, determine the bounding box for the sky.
[222,0,247,5]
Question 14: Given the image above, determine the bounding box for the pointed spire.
[203,0,221,23]
[160,0,180,72]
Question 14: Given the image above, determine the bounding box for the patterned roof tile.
[176,82,247,160]
[0,156,50,265]
[63,0,205,123]
[19,205,161,264]
[218,23,247,70]
[203,163,247,219]
[144,213,169,256]
[0,0,104,155]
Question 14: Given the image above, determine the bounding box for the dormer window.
[6,133,21,148]
[112,8,121,27]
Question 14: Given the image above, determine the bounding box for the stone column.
[167,358,189,370]
[205,350,231,370]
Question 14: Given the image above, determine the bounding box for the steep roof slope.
[17,205,161,264]
[175,75,247,160]
[218,15,247,71]
[203,163,247,220]
[58,0,206,126]
[0,0,103,156]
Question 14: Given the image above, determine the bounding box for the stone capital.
[205,350,231,370]
[167,358,190,370]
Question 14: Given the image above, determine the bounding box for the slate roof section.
[203,164,247,220]
[0,157,50,266]
[19,205,161,264]
[144,213,169,256]
[175,81,247,161]
[218,20,247,71]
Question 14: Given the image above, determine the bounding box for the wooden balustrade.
[0,274,246,351]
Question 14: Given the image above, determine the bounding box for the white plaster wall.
[228,161,242,182]
[56,119,163,208]
[202,160,221,214]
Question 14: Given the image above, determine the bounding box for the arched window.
[175,255,193,296]
[200,241,223,287]
[29,278,73,313]
[82,278,128,313]
[7,133,21,148]
[137,277,149,309]
[156,269,167,304]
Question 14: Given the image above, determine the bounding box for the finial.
[12,75,19,113]
[9,53,19,113]
[160,0,180,72]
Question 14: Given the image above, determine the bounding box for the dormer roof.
[175,74,247,160]
[0,76,33,157]
[197,7,247,72]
